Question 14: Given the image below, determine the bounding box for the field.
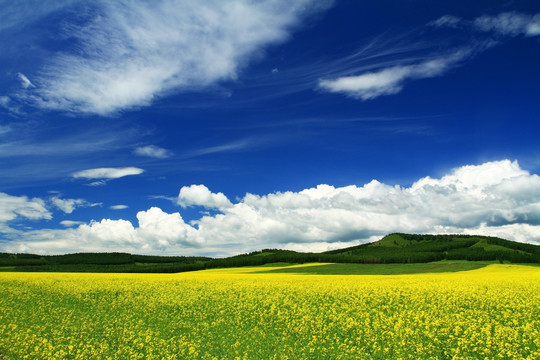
[1,264,539,359]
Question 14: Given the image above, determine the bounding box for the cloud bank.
[1,159,540,256]
[12,0,329,115]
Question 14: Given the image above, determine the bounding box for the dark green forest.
[1,233,539,273]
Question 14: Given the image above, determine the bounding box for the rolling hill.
[1,233,539,273]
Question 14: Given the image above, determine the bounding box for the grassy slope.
[256,261,492,275]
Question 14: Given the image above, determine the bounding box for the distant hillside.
[324,233,540,263]
[1,233,539,273]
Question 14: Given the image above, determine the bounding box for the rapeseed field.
[0,264,539,359]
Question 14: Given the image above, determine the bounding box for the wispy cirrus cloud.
[0,1,79,32]
[429,15,462,29]
[0,96,21,114]
[7,0,331,116]
[0,125,11,135]
[319,11,540,101]
[318,50,470,100]
[431,12,540,37]
[17,73,34,89]
[183,139,254,158]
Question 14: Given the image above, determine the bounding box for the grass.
[256,261,492,275]
[257,262,296,267]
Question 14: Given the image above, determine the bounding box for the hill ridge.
[1,233,539,273]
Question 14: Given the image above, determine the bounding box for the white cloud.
[60,220,85,227]
[429,15,462,28]
[318,51,469,100]
[0,125,11,135]
[15,0,329,115]
[77,218,138,246]
[432,12,540,37]
[178,185,233,210]
[2,207,198,254]
[87,180,107,187]
[135,207,199,249]
[0,96,9,107]
[474,12,540,37]
[110,205,128,210]
[0,1,79,32]
[321,11,540,101]
[0,192,51,222]
[133,145,171,159]
[17,72,34,89]
[2,159,540,256]
[188,160,540,251]
[0,96,20,113]
[72,167,144,180]
[184,139,254,158]
[50,196,90,214]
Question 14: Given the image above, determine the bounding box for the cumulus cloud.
[133,145,171,159]
[318,51,469,100]
[72,167,144,180]
[2,160,540,256]
[178,185,233,210]
[2,207,198,254]
[188,160,540,251]
[13,0,329,115]
[135,207,199,249]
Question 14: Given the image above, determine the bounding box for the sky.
[1,0,540,256]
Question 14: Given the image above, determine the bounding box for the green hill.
[1,233,539,273]
[325,233,540,263]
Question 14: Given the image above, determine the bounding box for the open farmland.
[1,265,539,359]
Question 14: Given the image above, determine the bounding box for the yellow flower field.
[1,264,539,359]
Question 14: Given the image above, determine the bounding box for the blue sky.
[1,0,540,256]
